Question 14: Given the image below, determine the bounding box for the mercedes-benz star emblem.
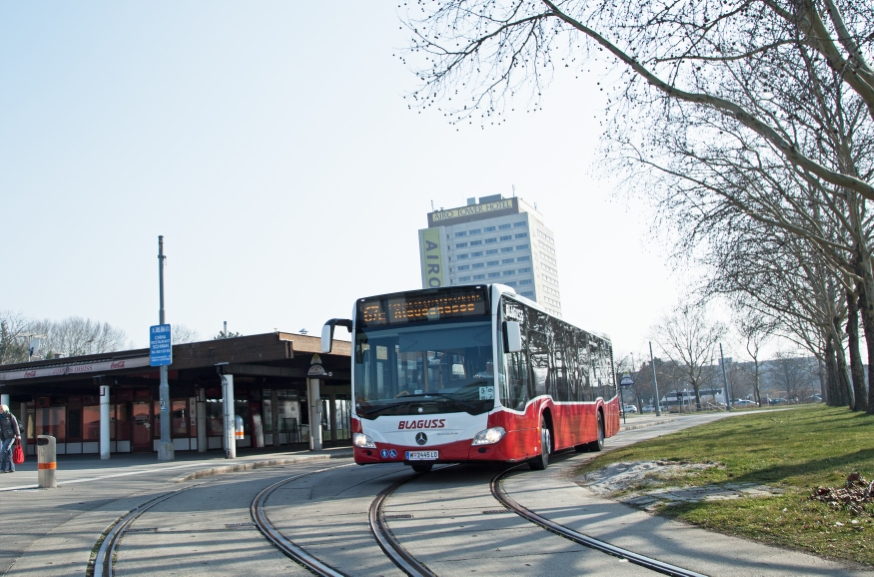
[415,432,428,445]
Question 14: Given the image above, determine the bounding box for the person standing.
[0,404,21,473]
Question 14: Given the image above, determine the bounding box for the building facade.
[0,332,352,457]
[418,195,562,317]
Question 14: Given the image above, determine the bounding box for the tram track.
[250,464,356,577]
[490,463,708,577]
[89,462,355,577]
[91,484,201,577]
[89,452,708,577]
[90,459,432,577]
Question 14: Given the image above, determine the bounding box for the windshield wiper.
[362,403,410,416]
[394,392,479,410]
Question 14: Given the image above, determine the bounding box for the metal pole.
[619,379,627,425]
[650,341,661,417]
[157,236,174,461]
[720,343,731,411]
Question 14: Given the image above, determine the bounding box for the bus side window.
[506,347,529,410]
[529,330,549,398]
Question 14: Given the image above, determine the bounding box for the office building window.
[459,276,471,281]
[485,238,497,244]
[502,258,514,264]
[458,265,470,271]
[456,242,468,248]
[471,251,483,257]
[501,247,513,253]
[455,231,467,237]
[473,274,485,279]
[503,270,515,276]
[515,232,528,239]
[517,255,530,261]
[505,281,517,287]
[488,272,501,278]
[472,262,485,269]
[457,253,469,259]
[519,279,533,285]
[487,260,499,266]
[500,235,512,241]
[514,221,527,227]
[499,224,511,230]
[484,226,496,232]
[518,267,531,273]
[469,228,481,235]
[486,249,498,255]
[470,240,482,246]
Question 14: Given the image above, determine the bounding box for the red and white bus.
[321,284,619,472]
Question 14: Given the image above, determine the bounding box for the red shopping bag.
[12,441,24,465]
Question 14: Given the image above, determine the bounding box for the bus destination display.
[358,289,487,326]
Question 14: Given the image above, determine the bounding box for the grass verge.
[576,405,874,566]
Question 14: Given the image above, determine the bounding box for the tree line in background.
[0,310,201,364]
[400,0,873,413]
[618,301,822,411]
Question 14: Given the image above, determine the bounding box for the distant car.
[641,405,655,413]
[622,404,638,414]
[767,397,788,405]
[733,399,756,407]
[805,395,822,403]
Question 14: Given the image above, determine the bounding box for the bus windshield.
[353,320,495,418]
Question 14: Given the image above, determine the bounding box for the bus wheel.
[529,418,550,470]
[411,462,433,474]
[586,411,605,452]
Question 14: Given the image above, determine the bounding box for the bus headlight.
[472,427,506,446]
[353,432,377,449]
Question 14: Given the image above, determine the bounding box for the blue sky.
[1,2,689,361]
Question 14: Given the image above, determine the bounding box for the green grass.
[577,405,874,566]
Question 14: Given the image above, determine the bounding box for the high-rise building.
[418,194,562,317]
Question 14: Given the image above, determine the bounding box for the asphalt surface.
[0,411,869,576]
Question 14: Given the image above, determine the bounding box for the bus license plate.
[405,451,438,460]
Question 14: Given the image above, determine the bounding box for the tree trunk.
[753,360,762,406]
[825,333,848,407]
[818,358,827,404]
[833,319,854,409]
[854,276,874,413]
[846,286,867,411]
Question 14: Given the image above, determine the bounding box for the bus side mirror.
[321,319,353,354]
[504,321,522,353]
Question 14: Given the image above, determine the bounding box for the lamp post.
[650,341,661,417]
[157,236,174,461]
[720,343,733,411]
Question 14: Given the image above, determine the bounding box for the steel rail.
[491,465,709,577]
[251,464,355,577]
[368,473,438,577]
[92,484,200,577]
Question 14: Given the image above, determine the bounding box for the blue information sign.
[150,324,172,367]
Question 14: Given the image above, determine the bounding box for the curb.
[620,418,676,432]
[171,451,354,483]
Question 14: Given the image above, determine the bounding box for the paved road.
[1,411,869,576]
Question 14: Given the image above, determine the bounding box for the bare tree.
[0,311,32,364]
[734,311,777,406]
[401,1,874,413]
[768,352,819,401]
[653,302,727,410]
[172,325,200,344]
[29,317,128,358]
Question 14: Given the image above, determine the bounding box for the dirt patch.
[576,460,784,512]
